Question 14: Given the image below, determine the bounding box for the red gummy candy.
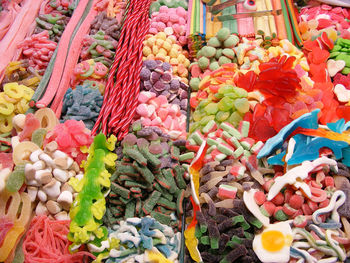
[0,153,13,170]
[336,106,350,121]
[250,117,276,142]
[237,70,257,92]
[19,113,40,141]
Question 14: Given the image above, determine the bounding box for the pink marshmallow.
[156,22,166,32]
[176,7,187,18]
[158,13,169,23]
[168,130,182,139]
[179,36,187,46]
[178,17,186,26]
[149,27,158,35]
[147,104,156,117]
[141,117,152,126]
[151,12,159,18]
[157,108,168,121]
[136,104,149,118]
[148,98,160,108]
[163,115,173,130]
[166,21,173,27]
[138,91,153,103]
[169,14,179,23]
[159,5,169,13]
[151,21,158,28]
[173,24,183,35]
[151,117,162,126]
[157,95,168,106]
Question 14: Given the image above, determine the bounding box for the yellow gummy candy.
[3,83,23,99]
[19,85,35,101]
[146,250,174,263]
[0,113,14,133]
[91,199,106,220]
[0,97,14,116]
[184,227,202,263]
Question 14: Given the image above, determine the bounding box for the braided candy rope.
[92,0,151,139]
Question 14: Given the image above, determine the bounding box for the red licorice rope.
[22,216,95,263]
[92,0,151,138]
[109,0,150,133]
[114,5,150,139]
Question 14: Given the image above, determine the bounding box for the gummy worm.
[325,230,346,261]
[312,190,346,224]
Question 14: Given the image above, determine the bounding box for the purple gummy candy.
[161,142,170,153]
[155,60,162,65]
[143,80,152,91]
[149,142,163,155]
[144,60,158,70]
[161,90,170,99]
[150,71,161,84]
[168,93,177,102]
[137,138,149,149]
[180,81,189,89]
[170,79,180,91]
[161,73,172,83]
[162,62,171,71]
[180,99,187,110]
[172,98,181,106]
[154,80,166,92]
[137,128,153,137]
[121,133,137,147]
[140,68,151,81]
[160,156,172,169]
[179,89,188,100]
[149,126,163,135]
[146,131,159,141]
[180,110,187,116]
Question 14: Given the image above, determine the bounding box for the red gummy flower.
[333,72,350,89]
[254,56,301,99]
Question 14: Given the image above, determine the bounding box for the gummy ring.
[34,108,59,132]
[19,85,34,101]
[93,62,108,77]
[0,113,14,133]
[17,98,29,114]
[13,141,40,165]
[81,64,95,78]
[0,92,18,103]
[74,61,91,76]
[3,83,23,99]
[0,99,14,115]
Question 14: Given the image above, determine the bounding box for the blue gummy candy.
[257,109,320,159]
[156,244,171,258]
[267,150,286,165]
[287,134,348,165]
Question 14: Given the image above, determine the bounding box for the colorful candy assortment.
[2,0,350,262]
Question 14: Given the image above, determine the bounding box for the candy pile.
[149,6,188,46]
[143,32,190,83]
[99,217,181,263]
[2,0,350,262]
[104,123,188,227]
[61,84,104,129]
[140,60,188,112]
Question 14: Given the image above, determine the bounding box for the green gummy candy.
[204,102,219,115]
[222,48,235,59]
[197,98,210,109]
[234,98,250,114]
[218,56,231,66]
[216,111,230,122]
[336,54,350,67]
[332,45,341,52]
[192,110,205,122]
[209,61,220,71]
[223,35,239,48]
[199,115,215,126]
[228,111,242,126]
[190,78,200,91]
[218,96,234,111]
[202,46,216,58]
[216,27,230,42]
[215,48,223,59]
[208,37,221,48]
[6,168,25,192]
[196,49,203,59]
[198,56,210,70]
[218,84,234,94]
[329,52,340,58]
[233,87,248,97]
[342,67,350,75]
[31,128,47,148]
